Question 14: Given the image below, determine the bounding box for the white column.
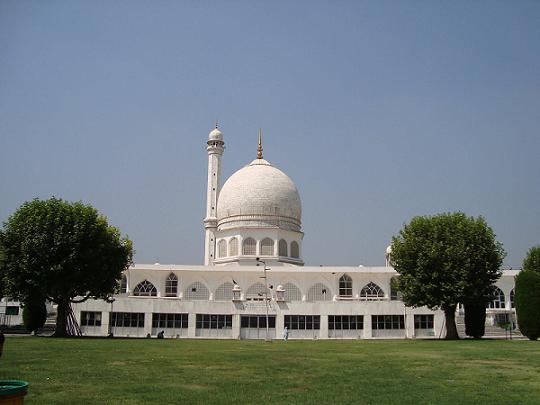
[188,313,197,337]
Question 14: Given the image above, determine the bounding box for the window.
[109,312,145,328]
[5,306,20,316]
[339,274,352,297]
[196,314,232,329]
[510,289,515,309]
[81,311,102,327]
[372,315,405,330]
[184,281,210,300]
[283,282,302,301]
[307,283,331,301]
[260,238,274,256]
[328,315,363,330]
[217,240,227,258]
[215,282,234,301]
[228,237,239,256]
[243,238,256,255]
[414,315,434,329]
[246,282,269,300]
[488,287,505,309]
[284,315,320,330]
[165,273,178,297]
[119,274,127,294]
[360,282,384,301]
[290,241,300,258]
[240,315,276,328]
[278,239,288,256]
[133,280,157,297]
[152,313,188,329]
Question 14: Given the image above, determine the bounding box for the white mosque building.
[64,127,517,339]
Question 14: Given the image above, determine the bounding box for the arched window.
[119,274,127,294]
[390,277,402,301]
[184,281,210,300]
[339,274,352,297]
[283,282,302,301]
[360,282,384,300]
[217,239,227,258]
[488,287,505,309]
[229,237,238,256]
[243,238,256,255]
[510,289,515,309]
[246,282,269,300]
[290,241,300,258]
[278,239,288,257]
[133,280,157,297]
[260,238,274,256]
[165,273,178,297]
[215,282,234,301]
[307,283,330,301]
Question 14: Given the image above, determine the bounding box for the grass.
[1,337,540,404]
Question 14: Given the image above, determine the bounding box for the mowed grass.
[1,337,540,404]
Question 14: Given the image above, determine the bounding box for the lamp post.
[256,257,271,342]
[106,296,115,336]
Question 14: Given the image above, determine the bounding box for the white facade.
[70,126,518,339]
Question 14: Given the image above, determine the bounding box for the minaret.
[203,124,225,265]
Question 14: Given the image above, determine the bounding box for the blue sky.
[1,1,539,268]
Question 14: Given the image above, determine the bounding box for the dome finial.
[257,128,263,159]
[215,120,219,129]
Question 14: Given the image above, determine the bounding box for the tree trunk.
[444,305,460,340]
[53,300,69,337]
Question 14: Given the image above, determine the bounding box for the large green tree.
[391,212,505,339]
[2,197,133,336]
[515,246,540,340]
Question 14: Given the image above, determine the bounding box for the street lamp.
[256,257,271,342]
[106,296,115,337]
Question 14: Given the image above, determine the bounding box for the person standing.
[283,326,288,341]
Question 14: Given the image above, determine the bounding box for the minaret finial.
[257,128,263,159]
[215,120,219,129]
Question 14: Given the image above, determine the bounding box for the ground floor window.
[414,315,434,329]
[372,315,405,330]
[241,315,276,328]
[284,315,320,330]
[81,311,102,327]
[328,315,363,330]
[110,312,145,328]
[196,314,232,329]
[152,313,188,329]
[5,306,20,316]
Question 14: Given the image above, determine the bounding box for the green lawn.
[1,337,539,404]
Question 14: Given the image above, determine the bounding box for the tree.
[464,303,486,339]
[22,292,47,334]
[515,246,540,340]
[391,212,505,339]
[2,197,133,337]
[523,245,540,273]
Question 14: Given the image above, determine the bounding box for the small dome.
[386,245,392,255]
[276,285,285,292]
[209,128,223,141]
[232,284,241,292]
[217,159,301,232]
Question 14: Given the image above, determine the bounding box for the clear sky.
[1,1,539,268]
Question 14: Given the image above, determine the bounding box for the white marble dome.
[217,158,302,232]
[208,127,223,141]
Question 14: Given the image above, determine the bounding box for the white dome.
[209,128,223,141]
[217,159,301,231]
[386,245,392,254]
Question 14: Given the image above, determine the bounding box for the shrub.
[515,270,540,340]
[464,302,486,338]
[22,294,47,333]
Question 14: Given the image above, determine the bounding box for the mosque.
[38,127,519,338]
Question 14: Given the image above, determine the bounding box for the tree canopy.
[2,197,133,336]
[522,245,540,273]
[391,212,505,339]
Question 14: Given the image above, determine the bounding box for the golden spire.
[257,128,263,159]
